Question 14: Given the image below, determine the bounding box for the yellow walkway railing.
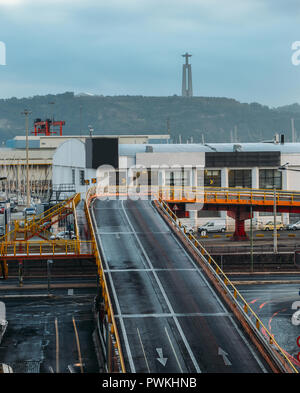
[0,240,94,259]
[85,186,126,373]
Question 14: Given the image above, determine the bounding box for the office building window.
[165,170,190,186]
[79,170,85,186]
[72,169,75,185]
[204,170,221,187]
[259,169,282,189]
[228,169,251,188]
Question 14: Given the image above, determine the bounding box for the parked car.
[50,230,76,240]
[0,364,13,373]
[262,221,284,231]
[286,220,300,230]
[10,202,18,213]
[40,221,52,230]
[0,206,4,214]
[0,226,4,237]
[181,225,194,235]
[23,207,37,217]
[198,221,226,234]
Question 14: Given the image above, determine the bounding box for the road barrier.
[85,187,125,373]
[1,193,81,243]
[156,196,298,374]
[0,239,94,259]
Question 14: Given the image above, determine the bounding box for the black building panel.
[205,151,280,168]
[86,138,119,169]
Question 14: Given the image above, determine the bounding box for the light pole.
[22,110,32,208]
[47,259,53,295]
[273,186,277,254]
[49,102,55,135]
[88,125,94,139]
[250,204,254,272]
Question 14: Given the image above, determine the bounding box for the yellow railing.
[157,197,298,373]
[85,186,126,373]
[0,193,81,243]
[0,240,94,258]
[92,185,300,205]
[73,193,81,240]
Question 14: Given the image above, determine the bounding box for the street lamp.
[21,110,32,208]
[47,259,53,295]
[88,125,94,139]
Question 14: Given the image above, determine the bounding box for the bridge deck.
[92,197,271,373]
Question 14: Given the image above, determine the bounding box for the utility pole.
[250,204,253,272]
[22,110,32,208]
[291,118,296,142]
[273,186,277,253]
[47,260,53,295]
[167,117,170,135]
[80,104,83,137]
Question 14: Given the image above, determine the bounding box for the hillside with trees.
[0,91,299,144]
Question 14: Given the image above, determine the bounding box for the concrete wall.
[52,139,96,195]
[136,152,205,167]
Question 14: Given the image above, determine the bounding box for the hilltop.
[0,92,299,144]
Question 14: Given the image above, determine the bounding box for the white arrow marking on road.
[218,347,232,366]
[156,348,168,366]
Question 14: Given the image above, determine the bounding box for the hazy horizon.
[0,0,300,107]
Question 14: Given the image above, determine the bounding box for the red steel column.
[227,207,250,241]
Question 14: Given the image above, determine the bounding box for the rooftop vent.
[233,144,242,152]
[145,145,153,153]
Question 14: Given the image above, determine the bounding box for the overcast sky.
[0,0,299,106]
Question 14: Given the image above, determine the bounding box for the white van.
[0,302,7,345]
[0,364,13,373]
[197,221,226,234]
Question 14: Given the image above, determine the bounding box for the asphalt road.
[92,198,272,373]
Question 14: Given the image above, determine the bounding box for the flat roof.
[119,142,300,156]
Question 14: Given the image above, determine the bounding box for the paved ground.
[230,278,300,371]
[92,198,272,373]
[0,279,99,373]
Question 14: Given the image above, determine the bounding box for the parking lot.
[0,288,99,373]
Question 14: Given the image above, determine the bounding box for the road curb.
[232,280,300,285]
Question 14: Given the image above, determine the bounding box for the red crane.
[32,118,65,136]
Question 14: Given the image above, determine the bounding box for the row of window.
[72,169,85,186]
[203,169,282,189]
[95,168,283,189]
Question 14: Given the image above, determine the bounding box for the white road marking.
[165,326,183,373]
[114,312,232,318]
[218,347,232,366]
[137,327,151,373]
[98,231,170,235]
[121,199,201,373]
[156,348,168,366]
[103,268,197,273]
[91,201,136,373]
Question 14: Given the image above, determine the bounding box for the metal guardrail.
[157,197,298,373]
[1,193,81,243]
[85,186,126,373]
[0,240,94,258]
[93,185,300,206]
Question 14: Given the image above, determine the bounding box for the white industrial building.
[0,133,169,201]
[51,137,300,230]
